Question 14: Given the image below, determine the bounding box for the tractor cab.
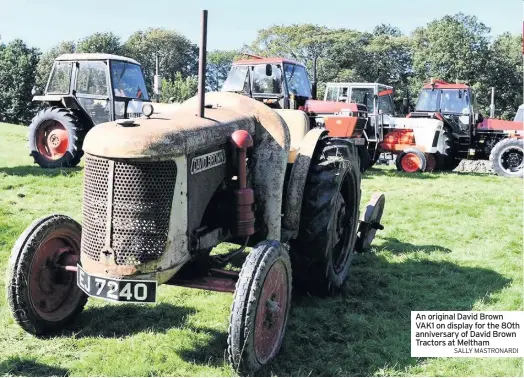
[34,53,151,124]
[324,82,395,117]
[411,79,481,136]
[222,57,312,109]
[29,53,151,168]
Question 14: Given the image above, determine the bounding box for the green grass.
[0,122,522,377]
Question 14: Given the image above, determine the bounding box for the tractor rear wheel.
[6,214,87,335]
[290,137,361,296]
[489,138,524,178]
[29,107,86,168]
[436,129,460,171]
[228,240,292,374]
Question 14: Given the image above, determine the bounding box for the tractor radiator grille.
[82,155,177,265]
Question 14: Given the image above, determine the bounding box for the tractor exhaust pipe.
[490,87,495,118]
[198,9,208,118]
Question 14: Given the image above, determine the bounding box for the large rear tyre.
[28,107,86,168]
[290,138,361,296]
[489,138,524,178]
[436,129,460,170]
[228,241,292,375]
[6,214,87,335]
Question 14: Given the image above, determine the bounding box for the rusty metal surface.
[254,259,289,364]
[167,268,239,293]
[282,128,327,241]
[83,106,257,159]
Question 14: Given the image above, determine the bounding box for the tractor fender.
[281,127,328,242]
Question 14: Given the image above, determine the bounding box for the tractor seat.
[274,109,309,163]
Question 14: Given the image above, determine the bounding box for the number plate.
[77,265,157,303]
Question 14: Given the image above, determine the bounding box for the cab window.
[284,64,311,98]
[47,61,72,94]
[252,64,281,95]
[76,61,108,96]
[378,88,395,114]
[351,88,374,113]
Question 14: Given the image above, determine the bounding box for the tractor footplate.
[167,268,239,293]
[355,192,386,252]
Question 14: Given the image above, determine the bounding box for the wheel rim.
[331,172,356,274]
[35,120,69,161]
[254,260,289,364]
[401,153,421,173]
[28,228,81,322]
[498,146,523,174]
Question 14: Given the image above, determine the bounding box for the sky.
[0,0,522,52]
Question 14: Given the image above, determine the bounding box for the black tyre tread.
[436,129,460,170]
[291,137,361,296]
[28,107,87,168]
[489,138,524,178]
[357,145,370,173]
[227,241,292,375]
[6,214,87,335]
[395,147,427,172]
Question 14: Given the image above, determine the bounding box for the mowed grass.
[0,122,522,377]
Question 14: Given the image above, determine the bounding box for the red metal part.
[28,229,81,321]
[324,116,360,137]
[232,57,305,67]
[254,259,289,364]
[168,269,239,293]
[401,152,422,173]
[303,99,359,114]
[230,130,255,237]
[36,121,69,161]
[423,79,470,89]
[379,130,416,152]
[478,118,523,132]
[378,89,393,96]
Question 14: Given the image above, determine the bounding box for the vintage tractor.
[323,82,397,170]
[221,56,371,172]
[378,79,523,177]
[28,53,151,168]
[6,11,385,374]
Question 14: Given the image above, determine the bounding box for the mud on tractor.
[379,79,523,177]
[28,54,151,168]
[6,11,385,374]
[221,56,372,172]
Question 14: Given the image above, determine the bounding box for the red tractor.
[221,56,371,171]
[378,79,523,177]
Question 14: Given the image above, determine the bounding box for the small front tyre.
[228,241,292,375]
[6,214,87,335]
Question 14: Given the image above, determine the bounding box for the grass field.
[0,122,522,377]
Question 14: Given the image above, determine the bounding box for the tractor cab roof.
[423,79,470,90]
[232,57,305,67]
[55,53,140,65]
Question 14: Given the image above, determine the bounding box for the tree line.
[0,12,521,124]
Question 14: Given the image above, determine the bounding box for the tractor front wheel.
[291,138,361,296]
[28,107,86,168]
[6,214,87,335]
[228,240,292,374]
[396,148,427,173]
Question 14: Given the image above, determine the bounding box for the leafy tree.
[410,13,490,95]
[124,28,198,93]
[160,72,198,103]
[207,49,239,91]
[0,39,40,124]
[76,32,122,55]
[478,33,523,119]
